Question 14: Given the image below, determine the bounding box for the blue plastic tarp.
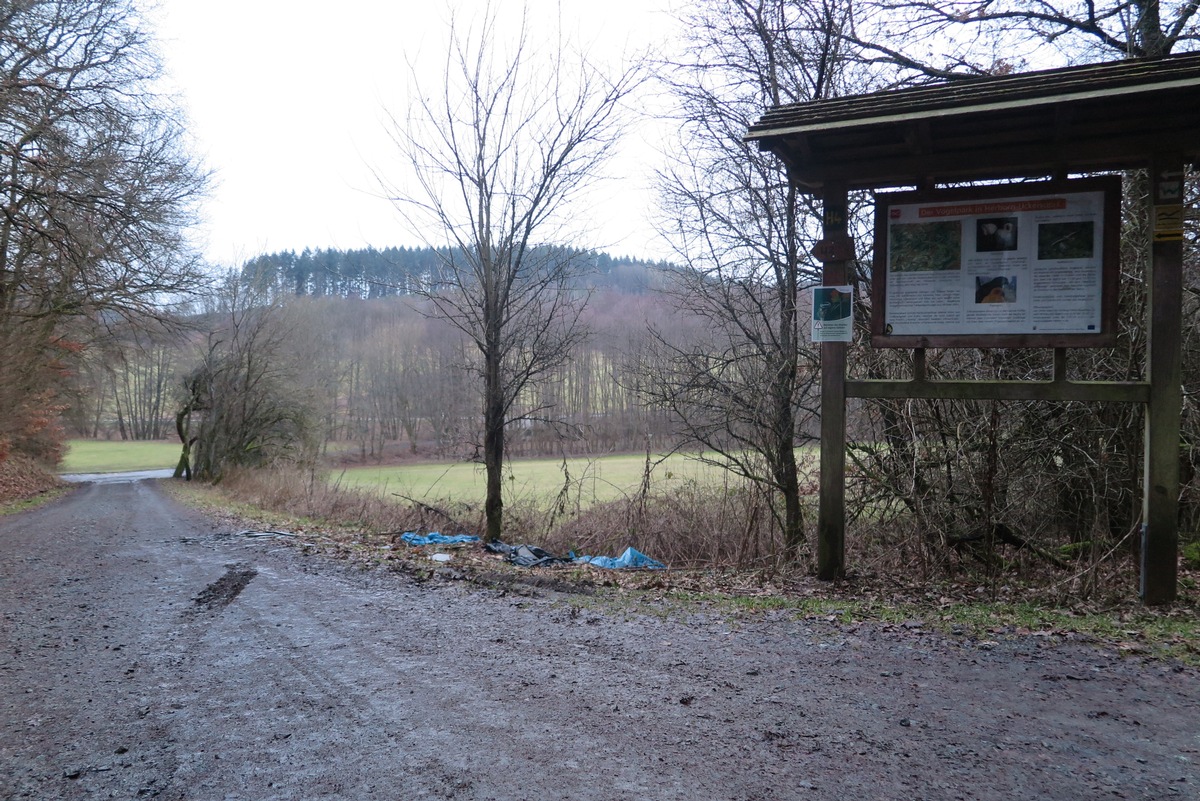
[400,532,481,546]
[575,547,665,570]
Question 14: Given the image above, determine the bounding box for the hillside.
[238,246,677,299]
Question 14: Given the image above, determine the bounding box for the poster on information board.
[871,177,1120,348]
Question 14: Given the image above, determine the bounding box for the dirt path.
[1,480,1197,800]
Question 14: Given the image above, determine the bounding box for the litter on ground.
[400,532,481,546]
[485,541,573,568]
[486,541,665,570]
[232,530,296,539]
[575,547,665,570]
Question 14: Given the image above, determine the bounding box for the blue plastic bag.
[575,547,665,570]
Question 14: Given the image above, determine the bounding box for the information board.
[871,178,1120,348]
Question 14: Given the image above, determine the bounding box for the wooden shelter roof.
[746,52,1200,190]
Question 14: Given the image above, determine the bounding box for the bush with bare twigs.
[217,463,801,573]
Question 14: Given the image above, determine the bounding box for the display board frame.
[870,177,1121,349]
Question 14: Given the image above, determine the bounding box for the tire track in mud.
[189,563,258,612]
[131,541,462,796]
[159,563,482,799]
[0,481,479,800]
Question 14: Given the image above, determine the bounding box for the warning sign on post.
[812,286,853,343]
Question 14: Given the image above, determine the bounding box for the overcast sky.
[151,0,680,269]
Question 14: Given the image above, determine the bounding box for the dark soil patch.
[467,569,597,596]
[191,563,258,611]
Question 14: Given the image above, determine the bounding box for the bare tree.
[645,0,865,561]
[107,323,179,441]
[175,277,323,482]
[847,0,1197,78]
[379,5,644,541]
[0,0,206,462]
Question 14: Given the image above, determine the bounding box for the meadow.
[60,439,181,473]
[59,439,742,507]
[331,451,731,507]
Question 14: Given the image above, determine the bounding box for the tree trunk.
[483,346,505,543]
[779,184,804,558]
[173,407,191,481]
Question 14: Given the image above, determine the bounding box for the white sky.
[151,0,681,268]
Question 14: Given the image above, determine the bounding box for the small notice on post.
[812,285,853,342]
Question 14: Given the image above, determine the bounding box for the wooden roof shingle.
[746,52,1200,190]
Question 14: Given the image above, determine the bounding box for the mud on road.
[1,480,1197,800]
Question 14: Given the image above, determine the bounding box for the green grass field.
[59,439,814,509]
[332,451,730,507]
[60,439,180,473]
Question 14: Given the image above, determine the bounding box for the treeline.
[69,254,698,461]
[239,246,675,300]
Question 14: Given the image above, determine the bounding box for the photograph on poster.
[873,179,1117,345]
[1038,221,1095,260]
[975,218,1018,252]
[975,276,1016,304]
[888,220,962,272]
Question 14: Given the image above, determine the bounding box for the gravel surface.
[1,479,1198,800]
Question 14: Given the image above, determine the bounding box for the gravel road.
[1,479,1197,800]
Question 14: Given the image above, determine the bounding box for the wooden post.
[1142,157,1184,605]
[817,183,849,580]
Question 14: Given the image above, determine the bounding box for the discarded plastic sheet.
[510,544,572,568]
[485,541,572,568]
[400,532,481,546]
[429,553,454,563]
[576,547,665,570]
[487,541,665,570]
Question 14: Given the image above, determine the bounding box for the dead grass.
[539,480,795,569]
[206,466,481,538]
[205,467,799,569]
[204,466,1192,608]
[843,509,1163,609]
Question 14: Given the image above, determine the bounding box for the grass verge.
[657,589,1199,664]
[0,486,72,517]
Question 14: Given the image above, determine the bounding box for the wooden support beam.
[817,183,848,581]
[1053,348,1067,383]
[846,379,1149,403]
[1142,156,1185,605]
